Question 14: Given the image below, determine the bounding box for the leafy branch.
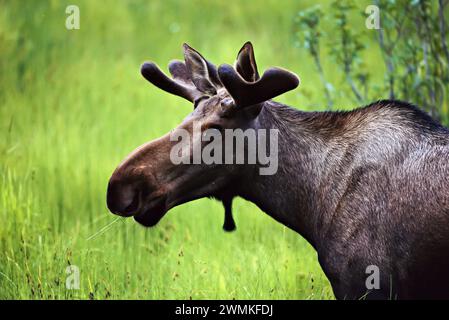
[292,0,449,122]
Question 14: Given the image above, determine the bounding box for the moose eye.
[220,98,235,108]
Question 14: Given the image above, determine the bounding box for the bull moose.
[107,42,449,299]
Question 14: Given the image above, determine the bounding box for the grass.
[0,0,394,300]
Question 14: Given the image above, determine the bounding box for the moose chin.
[107,42,449,300]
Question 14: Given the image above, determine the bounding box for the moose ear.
[183,44,217,95]
[235,41,259,82]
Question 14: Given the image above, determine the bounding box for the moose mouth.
[132,188,215,227]
[133,197,168,227]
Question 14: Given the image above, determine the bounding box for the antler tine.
[218,64,300,108]
[168,60,192,84]
[141,62,201,102]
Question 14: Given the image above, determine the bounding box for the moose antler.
[141,44,223,101]
[168,59,193,84]
[141,43,299,107]
[141,62,202,102]
[218,64,300,108]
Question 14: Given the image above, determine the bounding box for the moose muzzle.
[106,177,141,217]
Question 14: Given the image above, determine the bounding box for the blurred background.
[0,0,447,299]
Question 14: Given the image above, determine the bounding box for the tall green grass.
[0,0,391,299]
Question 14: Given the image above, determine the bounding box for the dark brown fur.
[107,43,449,299]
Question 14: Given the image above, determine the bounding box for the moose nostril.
[122,191,140,215]
[106,180,140,216]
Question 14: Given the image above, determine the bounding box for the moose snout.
[106,178,140,217]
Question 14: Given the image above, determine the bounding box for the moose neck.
[238,101,338,248]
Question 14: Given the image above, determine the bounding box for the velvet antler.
[218,64,300,108]
[141,62,202,102]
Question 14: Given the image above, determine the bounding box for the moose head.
[106,42,299,229]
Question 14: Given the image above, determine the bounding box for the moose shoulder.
[106,42,449,300]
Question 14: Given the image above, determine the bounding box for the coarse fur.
[240,99,449,299]
[107,43,449,299]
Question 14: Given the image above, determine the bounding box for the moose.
[107,42,449,299]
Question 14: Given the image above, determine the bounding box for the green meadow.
[2,0,438,300]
